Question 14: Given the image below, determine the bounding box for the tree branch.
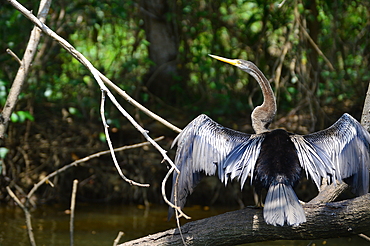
[119,193,370,246]
[70,179,78,246]
[361,82,370,131]
[6,0,188,218]
[6,186,36,246]
[100,90,149,187]
[98,72,181,133]
[5,0,181,134]
[6,0,181,186]
[0,0,52,141]
[298,18,335,71]
[113,231,125,246]
[307,181,349,204]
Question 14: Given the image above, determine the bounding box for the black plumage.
[253,129,305,225]
[254,129,302,190]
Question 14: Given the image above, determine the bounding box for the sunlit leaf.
[0,147,9,159]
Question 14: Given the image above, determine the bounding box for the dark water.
[0,203,367,246]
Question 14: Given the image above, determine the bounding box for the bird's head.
[209,54,276,134]
[208,54,257,73]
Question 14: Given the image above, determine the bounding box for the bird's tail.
[263,183,306,226]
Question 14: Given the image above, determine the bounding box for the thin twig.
[298,20,335,71]
[98,72,181,133]
[161,166,190,219]
[100,90,149,187]
[7,186,36,246]
[94,136,165,155]
[113,231,125,246]
[161,166,189,245]
[70,179,78,246]
[6,48,22,65]
[174,172,187,245]
[278,0,287,8]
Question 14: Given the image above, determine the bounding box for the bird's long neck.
[248,64,276,134]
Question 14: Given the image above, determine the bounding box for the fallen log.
[120,193,370,246]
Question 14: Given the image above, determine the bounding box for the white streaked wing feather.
[290,135,333,189]
[223,135,265,188]
[297,113,370,195]
[169,114,258,217]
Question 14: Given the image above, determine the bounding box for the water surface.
[0,204,366,245]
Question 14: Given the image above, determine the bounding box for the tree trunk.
[119,193,370,246]
[140,0,182,104]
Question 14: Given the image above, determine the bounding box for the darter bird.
[168,54,370,226]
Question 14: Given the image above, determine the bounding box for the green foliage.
[0,79,7,106]
[0,0,369,206]
[0,147,8,174]
[10,110,34,123]
[0,147,8,159]
[2,0,368,123]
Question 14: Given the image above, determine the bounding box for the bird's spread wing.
[290,135,334,189]
[291,113,370,195]
[222,134,265,188]
[169,114,262,218]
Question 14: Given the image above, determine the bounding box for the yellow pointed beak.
[208,54,240,66]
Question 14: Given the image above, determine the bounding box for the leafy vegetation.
[0,0,369,205]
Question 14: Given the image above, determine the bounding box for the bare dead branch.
[6,186,37,246]
[0,0,51,140]
[2,2,52,246]
[70,179,78,246]
[119,194,370,246]
[162,167,188,245]
[98,72,181,133]
[7,0,180,187]
[6,48,22,65]
[100,90,149,187]
[6,0,190,240]
[298,20,335,71]
[6,0,181,134]
[173,171,187,245]
[113,231,125,246]
[278,0,287,8]
[161,166,191,220]
[308,181,349,204]
[358,233,370,242]
[361,82,370,131]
